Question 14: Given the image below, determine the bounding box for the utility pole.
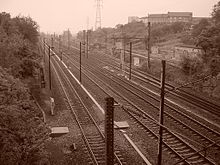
[80,42,82,83]
[51,36,54,49]
[86,30,89,58]
[43,38,46,62]
[68,29,70,51]
[58,35,61,53]
[121,25,125,75]
[129,42,132,80]
[83,30,86,55]
[105,32,108,54]
[48,46,51,90]
[147,22,151,69]
[157,60,166,165]
[105,97,114,165]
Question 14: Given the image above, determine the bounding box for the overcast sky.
[0,0,218,34]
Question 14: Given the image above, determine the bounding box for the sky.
[0,0,219,34]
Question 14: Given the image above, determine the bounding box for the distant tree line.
[77,21,187,48]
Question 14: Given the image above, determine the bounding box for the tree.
[192,18,210,37]
[0,12,41,78]
[195,1,220,75]
[13,16,39,44]
[212,1,220,25]
[0,67,50,165]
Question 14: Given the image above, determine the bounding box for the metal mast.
[95,0,102,30]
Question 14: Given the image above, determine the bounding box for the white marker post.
[50,97,55,115]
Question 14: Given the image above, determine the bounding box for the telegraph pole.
[157,60,166,165]
[105,32,108,54]
[58,35,61,53]
[80,42,82,83]
[147,22,151,69]
[121,25,125,75]
[51,35,54,49]
[105,97,114,165]
[48,46,51,90]
[86,30,89,58]
[43,38,46,62]
[129,42,132,80]
[83,30,86,55]
[68,29,70,51]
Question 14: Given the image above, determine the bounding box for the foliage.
[180,55,203,75]
[0,12,40,78]
[212,1,220,25]
[180,1,220,76]
[0,67,50,165]
[180,33,195,45]
[77,21,188,49]
[0,12,50,164]
[13,16,39,44]
[191,18,210,37]
[151,22,188,41]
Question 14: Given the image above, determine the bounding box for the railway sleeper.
[187,155,206,164]
[90,143,105,148]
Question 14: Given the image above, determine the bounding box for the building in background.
[139,16,148,24]
[128,16,140,23]
[167,12,192,23]
[148,14,169,24]
[128,12,193,25]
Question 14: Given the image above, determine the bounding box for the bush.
[180,55,203,75]
[0,67,50,165]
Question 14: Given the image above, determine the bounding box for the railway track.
[44,45,124,165]
[125,109,216,165]
[77,46,220,117]
[55,47,219,164]
[49,41,220,163]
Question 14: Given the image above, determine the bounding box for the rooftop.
[149,14,168,18]
[168,12,192,17]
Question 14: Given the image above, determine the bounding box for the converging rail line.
[44,40,220,164]
[44,43,124,165]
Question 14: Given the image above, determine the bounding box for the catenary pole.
[80,42,82,83]
[157,60,166,165]
[105,97,114,165]
[48,46,51,90]
[147,22,151,69]
[129,42,132,80]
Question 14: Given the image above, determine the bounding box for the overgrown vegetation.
[0,12,50,164]
[180,1,220,77]
[77,21,187,48]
